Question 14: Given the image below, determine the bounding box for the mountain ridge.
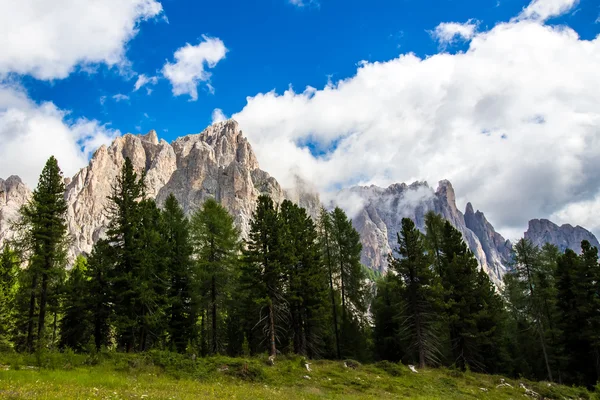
[1,120,598,286]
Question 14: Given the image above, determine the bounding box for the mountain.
[1,120,598,286]
[0,175,33,246]
[336,181,511,285]
[62,120,321,256]
[525,219,600,253]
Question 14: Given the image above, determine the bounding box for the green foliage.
[189,196,240,355]
[0,245,19,351]
[241,195,285,356]
[15,156,68,352]
[59,256,92,351]
[162,194,195,353]
[390,218,443,368]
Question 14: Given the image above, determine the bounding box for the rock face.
[525,219,600,253]
[337,181,511,286]
[2,119,599,288]
[0,176,32,245]
[63,120,309,256]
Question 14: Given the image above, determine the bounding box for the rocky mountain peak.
[0,175,32,245]
[138,129,159,145]
[525,219,600,253]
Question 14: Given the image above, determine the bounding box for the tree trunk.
[52,311,57,348]
[269,299,276,357]
[26,273,38,352]
[211,274,217,355]
[37,271,49,348]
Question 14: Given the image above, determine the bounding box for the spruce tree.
[329,207,368,357]
[511,239,554,382]
[279,200,329,357]
[391,217,442,368]
[317,207,341,359]
[241,195,284,357]
[106,157,145,351]
[59,256,92,351]
[0,245,19,350]
[190,197,239,355]
[18,156,68,351]
[85,239,113,351]
[162,194,195,353]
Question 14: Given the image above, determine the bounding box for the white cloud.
[133,74,158,91]
[0,0,164,80]
[99,96,107,105]
[112,94,130,102]
[0,83,119,187]
[517,0,579,21]
[211,108,228,124]
[233,10,600,237]
[431,20,478,45]
[289,0,319,7]
[162,35,228,101]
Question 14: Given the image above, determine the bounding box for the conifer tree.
[241,195,284,357]
[329,207,368,357]
[0,245,19,350]
[85,239,113,351]
[279,200,329,357]
[60,256,92,351]
[317,208,341,359]
[18,156,68,351]
[161,194,195,353]
[391,217,442,368]
[511,239,554,382]
[106,157,146,351]
[190,197,239,355]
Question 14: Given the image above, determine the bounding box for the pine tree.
[317,207,341,359]
[161,194,195,353]
[241,195,284,357]
[329,207,368,357]
[511,239,554,382]
[555,241,600,386]
[371,273,403,362]
[190,197,239,355]
[0,245,19,350]
[106,157,146,351]
[59,256,92,351]
[85,239,113,351]
[279,200,329,357]
[391,217,442,368]
[18,156,68,351]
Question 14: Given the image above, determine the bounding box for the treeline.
[0,156,599,389]
[0,157,370,361]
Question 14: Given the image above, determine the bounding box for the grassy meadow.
[0,350,596,399]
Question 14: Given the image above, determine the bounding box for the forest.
[1,155,599,391]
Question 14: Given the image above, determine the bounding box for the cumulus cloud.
[112,94,130,102]
[211,108,228,124]
[162,36,228,101]
[233,8,600,236]
[431,20,478,46]
[0,0,164,80]
[517,0,579,21]
[133,74,159,92]
[0,84,119,187]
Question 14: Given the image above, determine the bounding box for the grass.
[0,351,596,399]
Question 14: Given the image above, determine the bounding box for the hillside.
[0,352,594,400]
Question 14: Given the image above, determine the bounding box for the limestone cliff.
[336,181,509,286]
[524,219,600,253]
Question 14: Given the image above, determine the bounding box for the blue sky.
[1,0,600,239]
[18,0,599,138]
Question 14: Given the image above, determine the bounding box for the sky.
[0,0,599,240]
